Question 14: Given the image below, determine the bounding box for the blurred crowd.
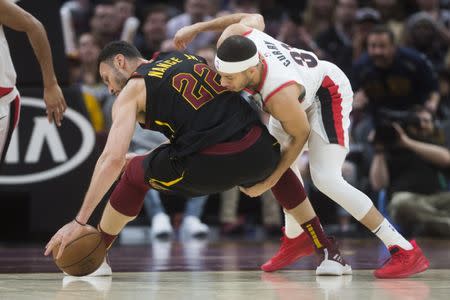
[60,0,450,240]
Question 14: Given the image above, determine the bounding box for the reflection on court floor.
[0,238,449,299]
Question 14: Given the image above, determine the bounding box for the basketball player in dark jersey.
[45,41,285,270]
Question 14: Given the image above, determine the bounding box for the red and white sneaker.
[374,240,429,279]
[261,227,314,272]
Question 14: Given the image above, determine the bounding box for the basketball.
[52,227,107,276]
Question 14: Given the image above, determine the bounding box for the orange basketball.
[52,227,106,276]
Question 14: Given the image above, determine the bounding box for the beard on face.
[112,66,129,92]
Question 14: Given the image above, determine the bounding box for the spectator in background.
[76,33,114,145]
[114,0,135,28]
[139,4,169,59]
[352,8,381,62]
[352,25,440,117]
[404,12,447,70]
[90,2,121,48]
[350,8,381,133]
[370,105,450,237]
[227,0,259,14]
[276,14,324,57]
[207,0,222,16]
[60,0,93,56]
[113,0,140,44]
[77,33,101,87]
[372,0,405,40]
[415,0,450,45]
[259,0,286,37]
[302,0,336,39]
[166,0,216,53]
[315,0,358,76]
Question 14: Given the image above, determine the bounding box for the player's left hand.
[43,83,68,127]
[239,180,274,198]
[44,220,85,259]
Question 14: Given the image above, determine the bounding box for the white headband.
[214,52,259,73]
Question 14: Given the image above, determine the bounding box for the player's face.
[99,62,129,96]
[218,71,251,92]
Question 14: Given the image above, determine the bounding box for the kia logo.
[0,97,95,184]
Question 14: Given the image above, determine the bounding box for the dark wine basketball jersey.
[130,51,260,158]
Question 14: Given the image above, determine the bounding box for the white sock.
[284,211,304,239]
[373,218,413,250]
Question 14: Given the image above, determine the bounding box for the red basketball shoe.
[374,240,429,278]
[261,227,314,272]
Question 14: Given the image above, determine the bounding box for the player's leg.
[262,118,349,274]
[98,154,151,250]
[0,96,20,167]
[311,66,428,278]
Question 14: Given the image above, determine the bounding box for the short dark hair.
[98,41,142,67]
[368,25,396,44]
[216,35,257,62]
[144,3,169,20]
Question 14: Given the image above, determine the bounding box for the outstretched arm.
[44,79,145,259]
[174,13,264,50]
[0,0,67,126]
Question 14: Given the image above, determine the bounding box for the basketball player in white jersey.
[0,0,67,166]
[174,13,429,278]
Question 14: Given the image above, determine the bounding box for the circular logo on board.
[0,97,95,184]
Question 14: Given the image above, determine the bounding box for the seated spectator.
[76,33,115,145]
[372,0,406,40]
[302,0,336,39]
[60,0,93,56]
[315,0,358,76]
[90,2,121,48]
[259,0,285,37]
[276,14,324,57]
[415,0,450,45]
[113,0,140,44]
[369,105,450,236]
[138,4,170,59]
[404,12,447,70]
[166,0,216,53]
[352,7,381,62]
[352,25,440,118]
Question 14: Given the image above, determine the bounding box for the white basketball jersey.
[244,28,325,109]
[0,25,18,104]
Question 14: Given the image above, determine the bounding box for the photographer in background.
[370,106,450,237]
[352,25,440,116]
[351,25,440,176]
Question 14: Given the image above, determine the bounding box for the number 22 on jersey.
[172,64,227,110]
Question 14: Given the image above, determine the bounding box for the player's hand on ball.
[44,220,85,259]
